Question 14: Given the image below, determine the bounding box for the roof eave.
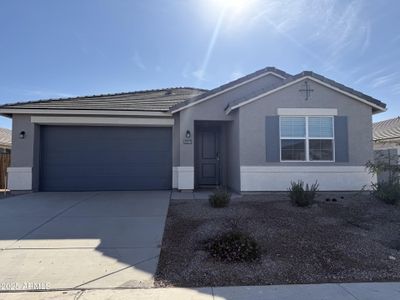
[0,108,174,117]
[372,107,387,114]
[0,113,12,119]
[373,137,400,143]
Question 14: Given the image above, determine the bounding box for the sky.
[0,0,399,129]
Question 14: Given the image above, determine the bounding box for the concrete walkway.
[0,191,170,290]
[1,282,399,299]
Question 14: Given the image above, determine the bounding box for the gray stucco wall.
[32,124,40,191]
[179,73,284,167]
[239,79,374,166]
[226,110,241,191]
[177,73,284,190]
[11,114,36,168]
[10,115,40,191]
[172,113,180,167]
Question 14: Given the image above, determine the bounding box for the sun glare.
[215,0,250,9]
[211,0,258,14]
[208,0,260,31]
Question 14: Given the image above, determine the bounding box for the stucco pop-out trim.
[277,108,338,116]
[175,166,194,190]
[30,116,174,127]
[240,166,375,191]
[7,167,32,190]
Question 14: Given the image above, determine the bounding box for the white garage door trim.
[31,116,174,127]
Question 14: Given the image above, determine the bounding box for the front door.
[196,126,220,186]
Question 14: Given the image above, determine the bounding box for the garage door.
[39,126,172,191]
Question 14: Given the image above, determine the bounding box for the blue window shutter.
[334,116,349,162]
[266,116,280,162]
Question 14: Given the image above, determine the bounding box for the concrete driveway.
[0,191,170,290]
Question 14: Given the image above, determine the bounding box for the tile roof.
[170,66,292,112]
[0,128,11,147]
[0,88,206,112]
[373,117,400,141]
[0,67,387,115]
[226,71,386,113]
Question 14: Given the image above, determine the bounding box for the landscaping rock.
[155,193,400,287]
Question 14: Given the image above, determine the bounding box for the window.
[308,117,334,161]
[280,116,334,161]
[280,117,306,161]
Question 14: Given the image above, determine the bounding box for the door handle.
[216,152,220,161]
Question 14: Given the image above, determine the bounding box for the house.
[0,67,386,192]
[373,117,400,182]
[0,127,11,154]
[373,117,400,151]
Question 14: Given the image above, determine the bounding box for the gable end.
[226,74,386,115]
[170,67,291,113]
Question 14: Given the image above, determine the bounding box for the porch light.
[19,131,26,139]
[185,130,191,139]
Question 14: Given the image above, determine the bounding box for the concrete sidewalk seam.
[338,284,362,300]
[72,254,159,289]
[211,286,216,300]
[74,290,84,300]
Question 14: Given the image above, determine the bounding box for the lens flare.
[213,0,258,12]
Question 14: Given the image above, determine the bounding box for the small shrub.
[371,181,400,205]
[209,188,231,208]
[288,180,319,207]
[205,231,260,262]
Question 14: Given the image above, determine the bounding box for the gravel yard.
[155,192,400,287]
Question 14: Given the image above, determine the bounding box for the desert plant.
[371,181,400,205]
[288,180,319,207]
[204,231,260,262]
[209,188,231,208]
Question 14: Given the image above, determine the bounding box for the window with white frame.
[280,116,334,161]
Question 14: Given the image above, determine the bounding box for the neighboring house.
[373,117,400,182]
[0,127,11,153]
[0,67,386,192]
[373,117,400,151]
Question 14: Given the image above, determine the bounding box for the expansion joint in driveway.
[5,192,100,250]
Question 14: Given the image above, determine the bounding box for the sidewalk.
[1,282,399,300]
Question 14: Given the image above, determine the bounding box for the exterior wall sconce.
[19,131,26,139]
[183,130,192,144]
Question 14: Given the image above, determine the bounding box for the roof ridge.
[0,87,207,108]
[170,66,292,112]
